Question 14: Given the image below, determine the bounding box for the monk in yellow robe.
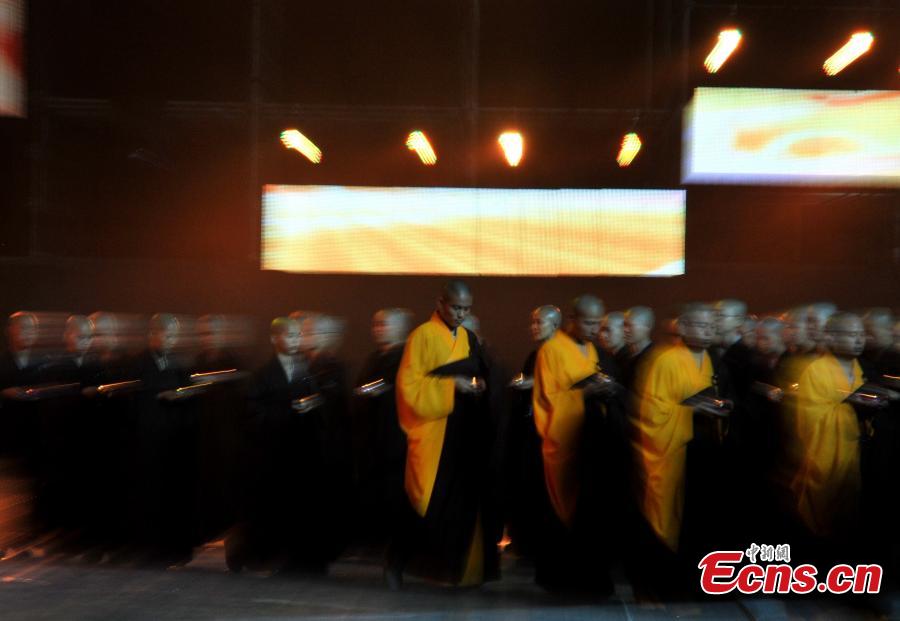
[789,312,866,538]
[632,303,716,553]
[388,280,497,588]
[531,294,616,593]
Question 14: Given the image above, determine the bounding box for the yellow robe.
[396,312,469,517]
[532,331,598,528]
[790,353,863,537]
[633,343,712,552]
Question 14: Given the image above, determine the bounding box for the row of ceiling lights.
[277,30,890,170]
[280,129,642,168]
[704,29,880,75]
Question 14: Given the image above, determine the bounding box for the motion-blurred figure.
[352,308,413,546]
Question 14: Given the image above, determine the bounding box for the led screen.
[0,0,23,117]
[683,87,900,187]
[262,185,685,276]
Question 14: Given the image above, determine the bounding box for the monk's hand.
[582,373,618,396]
[694,397,732,417]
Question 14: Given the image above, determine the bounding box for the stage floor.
[0,542,892,620]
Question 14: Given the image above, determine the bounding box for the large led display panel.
[262,185,685,276]
[683,88,900,187]
[0,0,24,117]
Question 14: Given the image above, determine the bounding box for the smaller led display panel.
[0,0,24,117]
[262,185,685,276]
[683,87,900,187]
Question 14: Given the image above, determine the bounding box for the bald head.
[599,311,625,354]
[863,307,894,351]
[568,295,604,343]
[270,317,301,356]
[755,316,785,356]
[714,299,747,347]
[64,314,94,356]
[780,306,812,353]
[825,311,865,359]
[531,305,561,343]
[149,313,181,355]
[437,280,473,329]
[198,314,226,352]
[809,302,838,349]
[373,308,414,350]
[8,311,38,352]
[442,280,471,301]
[678,303,716,351]
[624,306,654,352]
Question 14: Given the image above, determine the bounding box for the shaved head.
[372,308,414,350]
[531,305,561,342]
[270,317,301,356]
[625,306,654,328]
[714,298,748,346]
[535,305,562,328]
[270,316,299,337]
[599,311,625,354]
[64,315,94,356]
[441,280,472,302]
[863,307,894,350]
[437,280,473,329]
[568,295,604,343]
[678,303,716,351]
[809,301,838,349]
[825,311,865,359]
[572,295,604,319]
[624,306,655,352]
[755,316,785,356]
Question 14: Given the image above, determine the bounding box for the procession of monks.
[0,283,898,600]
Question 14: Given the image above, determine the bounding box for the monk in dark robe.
[191,315,248,545]
[0,311,52,553]
[857,308,899,579]
[353,308,413,545]
[34,315,102,548]
[600,311,629,374]
[387,281,498,588]
[531,295,618,595]
[622,306,655,393]
[227,317,332,573]
[129,313,195,566]
[505,305,560,559]
[303,314,353,563]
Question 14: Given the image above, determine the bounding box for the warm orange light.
[823,32,874,76]
[498,131,524,167]
[704,29,742,74]
[280,129,322,164]
[617,132,642,167]
[406,131,437,165]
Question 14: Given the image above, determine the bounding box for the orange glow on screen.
[683,87,900,187]
[261,185,685,276]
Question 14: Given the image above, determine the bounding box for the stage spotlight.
[280,129,322,164]
[498,131,524,167]
[704,29,742,74]
[616,132,642,167]
[406,131,437,165]
[823,32,873,76]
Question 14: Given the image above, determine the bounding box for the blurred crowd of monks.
[0,285,898,599]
